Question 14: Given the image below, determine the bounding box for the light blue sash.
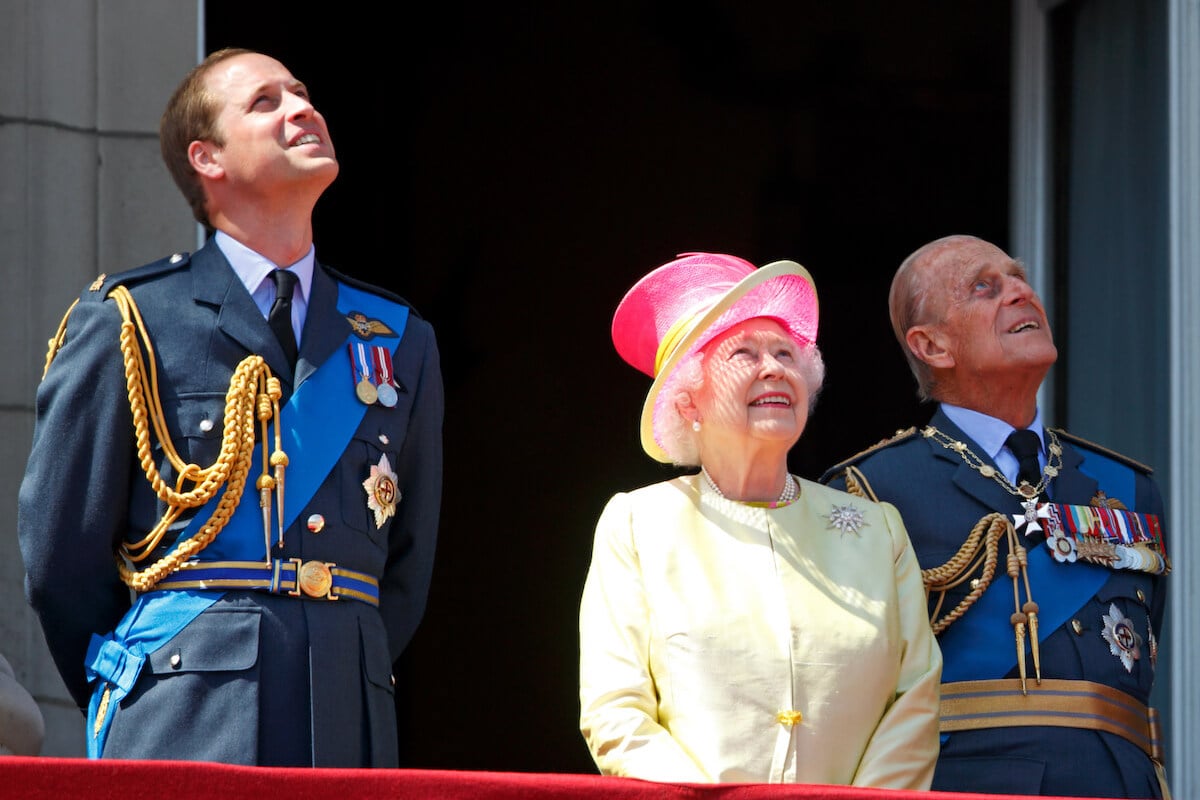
[85,282,408,756]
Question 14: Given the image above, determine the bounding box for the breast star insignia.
[826,504,867,536]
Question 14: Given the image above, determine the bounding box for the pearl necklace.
[702,467,798,505]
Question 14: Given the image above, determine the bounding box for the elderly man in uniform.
[822,234,1169,798]
[18,48,443,766]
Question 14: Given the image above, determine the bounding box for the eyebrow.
[244,78,308,99]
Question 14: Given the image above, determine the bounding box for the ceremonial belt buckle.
[287,557,339,601]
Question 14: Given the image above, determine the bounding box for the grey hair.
[660,344,827,467]
[889,234,982,401]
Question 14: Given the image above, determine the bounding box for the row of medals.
[351,343,399,407]
[356,376,397,407]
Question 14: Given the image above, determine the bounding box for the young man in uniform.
[19,49,444,766]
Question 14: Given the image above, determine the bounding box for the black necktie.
[268,269,299,366]
[1006,428,1045,500]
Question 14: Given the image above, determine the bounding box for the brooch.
[826,504,867,536]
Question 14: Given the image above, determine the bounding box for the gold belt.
[151,559,380,606]
[940,678,1163,763]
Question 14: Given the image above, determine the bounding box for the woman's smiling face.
[691,317,810,455]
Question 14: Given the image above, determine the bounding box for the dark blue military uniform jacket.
[18,239,443,766]
[822,406,1167,798]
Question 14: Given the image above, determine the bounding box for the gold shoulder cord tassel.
[1003,521,1042,692]
[922,514,1040,693]
[922,513,1008,634]
[44,286,288,592]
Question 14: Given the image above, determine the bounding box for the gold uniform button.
[1071,619,1084,636]
[307,514,325,533]
[297,560,334,598]
[1137,589,1146,603]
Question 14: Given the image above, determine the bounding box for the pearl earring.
[692,420,701,432]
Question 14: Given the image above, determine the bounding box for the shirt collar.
[941,403,1046,462]
[214,230,315,303]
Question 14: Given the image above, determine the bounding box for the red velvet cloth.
[0,757,1077,800]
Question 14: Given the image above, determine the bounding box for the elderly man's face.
[923,239,1057,382]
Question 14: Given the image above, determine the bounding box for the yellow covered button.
[776,710,803,727]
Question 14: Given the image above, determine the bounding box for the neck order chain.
[922,426,1063,513]
[702,467,798,505]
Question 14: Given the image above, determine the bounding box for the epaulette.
[824,426,921,475]
[81,252,192,301]
[1051,427,1155,475]
[45,251,192,379]
[322,264,421,318]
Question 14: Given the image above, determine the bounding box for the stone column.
[1,0,200,756]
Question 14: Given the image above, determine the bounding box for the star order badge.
[1101,603,1141,672]
[363,454,400,529]
[826,504,867,536]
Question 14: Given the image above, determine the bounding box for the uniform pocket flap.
[147,609,261,674]
[359,617,394,692]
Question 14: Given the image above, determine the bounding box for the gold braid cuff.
[44,286,287,593]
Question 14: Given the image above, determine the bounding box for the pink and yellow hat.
[611,252,819,463]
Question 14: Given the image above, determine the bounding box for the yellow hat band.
[653,307,708,377]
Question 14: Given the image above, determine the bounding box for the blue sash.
[85,282,408,756]
[938,451,1140,684]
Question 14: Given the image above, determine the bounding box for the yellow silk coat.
[579,474,941,787]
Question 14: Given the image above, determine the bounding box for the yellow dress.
[579,473,941,787]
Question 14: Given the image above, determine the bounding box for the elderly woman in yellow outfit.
[579,253,941,787]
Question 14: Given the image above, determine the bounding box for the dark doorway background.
[208,1,1010,774]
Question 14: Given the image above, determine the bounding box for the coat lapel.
[926,408,1026,514]
[1046,437,1098,505]
[189,240,294,382]
[295,263,347,389]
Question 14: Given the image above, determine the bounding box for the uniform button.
[307,514,325,533]
[199,418,214,432]
[1137,589,1146,603]
[169,253,184,264]
[1071,619,1083,636]
[170,653,182,669]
